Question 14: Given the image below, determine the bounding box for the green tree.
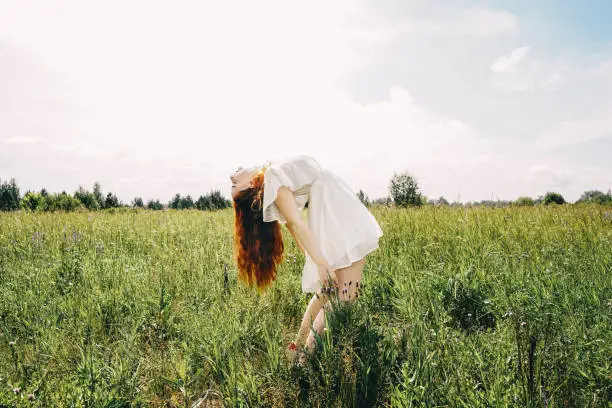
[195,194,212,210]
[74,185,101,210]
[195,190,231,210]
[169,193,181,209]
[576,190,612,205]
[432,196,449,206]
[543,192,565,205]
[0,177,21,211]
[132,197,144,208]
[93,182,105,209]
[147,199,163,210]
[389,171,422,207]
[357,189,370,207]
[209,190,231,209]
[104,192,121,209]
[179,194,195,209]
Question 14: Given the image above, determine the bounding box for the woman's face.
[230,166,257,200]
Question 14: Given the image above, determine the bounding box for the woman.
[230,154,383,364]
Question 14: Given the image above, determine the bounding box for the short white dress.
[262,154,384,293]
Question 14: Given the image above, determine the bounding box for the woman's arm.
[286,223,306,254]
[273,186,329,268]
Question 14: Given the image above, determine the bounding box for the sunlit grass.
[0,205,610,406]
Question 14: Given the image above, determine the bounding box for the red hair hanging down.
[232,165,285,293]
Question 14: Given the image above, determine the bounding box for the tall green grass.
[0,205,610,406]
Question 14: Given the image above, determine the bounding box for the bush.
[0,177,21,211]
[20,191,45,211]
[514,197,535,207]
[39,193,83,212]
[434,274,496,333]
[389,171,422,207]
[543,192,565,205]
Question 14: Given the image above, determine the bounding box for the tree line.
[0,178,231,212]
[1,172,610,213]
[356,172,612,208]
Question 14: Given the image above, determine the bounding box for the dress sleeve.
[262,155,322,223]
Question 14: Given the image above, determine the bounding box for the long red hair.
[232,166,284,293]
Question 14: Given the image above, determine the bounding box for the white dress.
[262,154,384,293]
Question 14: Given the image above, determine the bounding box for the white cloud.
[490,46,531,73]
[534,106,612,149]
[402,8,517,37]
[528,165,570,188]
[1,136,43,144]
[458,8,517,36]
[490,47,571,92]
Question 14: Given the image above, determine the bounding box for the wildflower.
[12,387,20,394]
[521,321,526,327]
[28,394,35,401]
[9,341,15,347]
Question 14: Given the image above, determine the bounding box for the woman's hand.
[318,262,339,291]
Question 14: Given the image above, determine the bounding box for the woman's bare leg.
[303,257,367,352]
[294,290,330,347]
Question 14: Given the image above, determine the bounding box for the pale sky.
[1,0,611,204]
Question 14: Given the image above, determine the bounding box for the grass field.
[0,205,610,407]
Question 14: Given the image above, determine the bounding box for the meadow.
[0,205,610,407]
